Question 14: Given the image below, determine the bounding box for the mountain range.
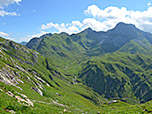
[1,22,152,113]
[26,22,152,103]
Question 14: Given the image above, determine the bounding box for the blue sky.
[0,0,152,42]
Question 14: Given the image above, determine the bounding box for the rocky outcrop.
[5,109,16,114]
[15,92,34,106]
[0,67,23,90]
[5,91,14,97]
[1,87,34,107]
[32,87,43,96]
[15,95,34,106]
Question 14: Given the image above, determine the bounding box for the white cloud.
[0,31,9,37]
[0,31,16,41]
[99,7,130,20]
[0,10,17,16]
[148,2,151,7]
[41,22,56,30]
[0,0,22,8]
[71,21,83,28]
[0,0,22,16]
[84,5,101,18]
[41,22,81,34]
[82,18,103,31]
[39,5,152,36]
[83,5,152,32]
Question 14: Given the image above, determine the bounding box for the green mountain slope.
[118,38,152,54]
[0,37,107,113]
[2,22,152,113]
[26,22,152,104]
[26,33,87,69]
[79,52,152,103]
[26,22,152,64]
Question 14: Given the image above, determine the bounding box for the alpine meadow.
[1,0,152,113]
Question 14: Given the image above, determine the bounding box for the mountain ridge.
[1,22,152,113]
[0,36,107,113]
[26,22,152,56]
[26,22,152,103]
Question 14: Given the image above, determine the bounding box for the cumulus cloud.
[148,2,152,7]
[41,22,56,30]
[0,0,22,16]
[98,7,130,20]
[0,0,22,8]
[71,21,83,28]
[82,18,103,31]
[83,5,152,32]
[0,31,9,37]
[40,5,152,35]
[0,10,17,16]
[41,22,81,34]
[84,5,101,18]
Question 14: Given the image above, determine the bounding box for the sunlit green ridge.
[1,22,152,113]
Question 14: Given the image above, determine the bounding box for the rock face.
[15,94,34,106]
[0,67,22,90]
[5,109,16,114]
[1,87,34,107]
[108,100,117,104]
[32,87,43,96]
[6,91,14,97]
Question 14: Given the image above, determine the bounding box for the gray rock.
[32,87,43,96]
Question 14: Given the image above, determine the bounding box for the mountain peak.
[40,33,52,38]
[81,27,93,33]
[86,27,93,31]
[115,22,136,28]
[59,32,69,36]
[108,22,138,34]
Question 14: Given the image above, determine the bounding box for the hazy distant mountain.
[19,41,27,45]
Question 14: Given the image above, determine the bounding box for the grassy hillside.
[26,33,87,69]
[1,22,152,113]
[26,22,152,104]
[26,22,152,70]
[79,52,152,103]
[0,37,108,113]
